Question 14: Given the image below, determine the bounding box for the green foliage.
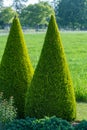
[20,2,55,28]
[0,92,16,123]
[25,15,76,121]
[5,116,74,130]
[32,116,74,130]
[5,117,35,130]
[0,7,16,29]
[1,33,87,121]
[75,86,87,102]
[4,116,87,130]
[57,0,87,30]
[74,120,87,130]
[0,17,34,118]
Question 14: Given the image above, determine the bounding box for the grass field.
[77,102,87,120]
[0,31,87,120]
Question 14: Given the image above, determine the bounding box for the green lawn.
[0,31,87,120]
[77,102,87,120]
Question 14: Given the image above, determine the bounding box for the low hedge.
[5,116,87,130]
[5,116,73,130]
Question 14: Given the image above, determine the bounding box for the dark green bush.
[5,116,87,130]
[5,117,87,130]
[25,15,76,121]
[5,116,74,130]
[0,16,34,118]
[5,117,35,130]
[32,116,74,130]
[74,120,87,130]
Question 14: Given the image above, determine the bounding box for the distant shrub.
[75,86,87,102]
[5,116,74,130]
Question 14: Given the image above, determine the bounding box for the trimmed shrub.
[5,116,74,130]
[0,16,34,118]
[25,15,76,121]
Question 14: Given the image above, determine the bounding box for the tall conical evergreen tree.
[0,16,34,118]
[25,15,76,121]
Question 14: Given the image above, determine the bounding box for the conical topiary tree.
[0,16,34,118]
[25,15,76,121]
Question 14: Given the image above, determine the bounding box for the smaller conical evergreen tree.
[0,16,34,118]
[25,15,76,121]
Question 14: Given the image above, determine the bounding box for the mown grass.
[76,102,87,120]
[0,31,87,120]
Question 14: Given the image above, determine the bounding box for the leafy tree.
[58,0,87,30]
[20,2,55,28]
[0,16,34,118]
[0,7,16,29]
[25,15,76,121]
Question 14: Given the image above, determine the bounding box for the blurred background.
[0,0,87,32]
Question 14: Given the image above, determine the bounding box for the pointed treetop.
[51,14,55,20]
[49,15,57,26]
[44,14,60,46]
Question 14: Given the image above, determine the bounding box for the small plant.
[0,92,17,123]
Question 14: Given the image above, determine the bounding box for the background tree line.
[0,0,87,30]
[53,0,87,30]
[0,0,54,29]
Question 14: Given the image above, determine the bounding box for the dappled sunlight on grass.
[77,102,87,120]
